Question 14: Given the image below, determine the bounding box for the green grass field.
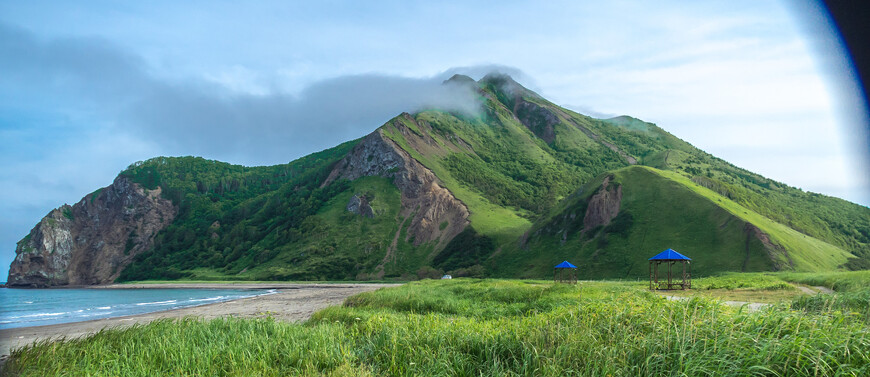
[5,273,870,376]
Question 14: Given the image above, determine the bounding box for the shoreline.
[1,281,401,290]
[0,283,398,357]
[90,282,396,289]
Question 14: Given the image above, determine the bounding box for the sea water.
[0,287,275,329]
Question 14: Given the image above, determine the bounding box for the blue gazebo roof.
[554,261,577,269]
[648,249,691,261]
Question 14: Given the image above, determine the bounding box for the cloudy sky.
[1,0,868,279]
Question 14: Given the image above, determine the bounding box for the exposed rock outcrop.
[324,128,470,251]
[7,177,176,287]
[744,223,793,271]
[346,194,375,218]
[515,100,558,143]
[481,74,558,143]
[583,176,622,232]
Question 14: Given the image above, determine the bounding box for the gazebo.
[648,249,691,290]
[554,261,578,284]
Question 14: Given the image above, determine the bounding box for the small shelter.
[648,249,691,290]
[554,261,578,284]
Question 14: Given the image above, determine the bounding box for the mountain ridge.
[8,74,870,286]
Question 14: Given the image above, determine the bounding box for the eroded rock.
[324,129,470,251]
[744,223,793,271]
[515,100,558,143]
[7,177,177,287]
[347,194,375,218]
[583,176,623,232]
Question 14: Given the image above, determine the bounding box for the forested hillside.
[117,142,358,280]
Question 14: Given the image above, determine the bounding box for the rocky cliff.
[582,177,623,232]
[324,127,470,252]
[7,177,176,287]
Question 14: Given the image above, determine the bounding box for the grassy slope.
[380,115,532,244]
[650,168,854,271]
[7,277,870,376]
[597,116,870,260]
[494,166,853,279]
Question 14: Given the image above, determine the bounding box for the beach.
[0,283,397,357]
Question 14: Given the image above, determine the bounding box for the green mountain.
[8,74,870,286]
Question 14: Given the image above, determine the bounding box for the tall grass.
[5,279,870,376]
[690,273,793,291]
[778,270,870,292]
[4,318,361,377]
[791,289,870,323]
[779,271,870,323]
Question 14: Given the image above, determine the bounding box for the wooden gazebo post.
[554,261,578,284]
[648,249,692,290]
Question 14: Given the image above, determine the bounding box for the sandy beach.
[0,283,398,357]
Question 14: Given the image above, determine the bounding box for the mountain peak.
[479,72,521,87]
[606,115,640,122]
[478,72,539,100]
[442,74,475,85]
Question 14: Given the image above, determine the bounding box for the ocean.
[0,287,275,329]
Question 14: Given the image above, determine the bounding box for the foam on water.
[0,288,274,329]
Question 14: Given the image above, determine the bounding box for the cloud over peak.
[2,22,502,166]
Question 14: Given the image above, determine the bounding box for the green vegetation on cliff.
[118,141,362,281]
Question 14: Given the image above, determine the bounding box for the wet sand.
[0,283,398,357]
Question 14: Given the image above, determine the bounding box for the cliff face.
[7,177,176,287]
[515,98,559,144]
[583,177,623,232]
[324,127,470,252]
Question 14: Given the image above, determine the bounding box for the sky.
[1,0,868,280]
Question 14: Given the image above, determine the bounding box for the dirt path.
[661,284,838,312]
[661,294,769,312]
[796,286,817,295]
[0,283,398,357]
[794,285,835,295]
[812,286,835,294]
